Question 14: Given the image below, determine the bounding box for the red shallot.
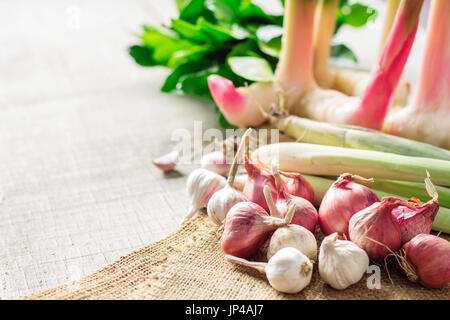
[392,173,439,243]
[271,165,318,233]
[242,157,278,213]
[279,171,314,203]
[319,173,379,237]
[220,186,295,258]
[399,234,450,288]
[348,197,416,260]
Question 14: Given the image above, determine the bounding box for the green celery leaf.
[168,45,215,68]
[255,25,282,58]
[140,26,195,65]
[255,24,283,42]
[161,60,213,92]
[227,56,274,82]
[180,64,245,98]
[171,19,213,42]
[330,43,358,62]
[197,17,250,42]
[128,45,158,66]
[227,39,260,57]
[238,0,282,23]
[205,0,241,23]
[336,2,378,33]
[176,0,215,23]
[257,39,280,58]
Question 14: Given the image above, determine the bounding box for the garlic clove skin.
[182,168,226,225]
[201,151,231,176]
[319,233,369,290]
[267,225,317,261]
[152,150,179,172]
[266,247,313,294]
[207,185,247,225]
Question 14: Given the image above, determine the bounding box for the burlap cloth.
[23,213,449,300]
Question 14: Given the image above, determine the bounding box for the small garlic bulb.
[225,247,313,294]
[266,247,313,293]
[201,151,231,176]
[318,233,369,290]
[207,128,252,225]
[267,225,317,261]
[207,185,246,225]
[182,168,226,225]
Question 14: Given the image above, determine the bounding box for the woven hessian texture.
[23,214,449,300]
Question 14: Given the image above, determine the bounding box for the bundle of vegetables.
[130,0,378,127]
[153,126,450,293]
[146,0,450,293]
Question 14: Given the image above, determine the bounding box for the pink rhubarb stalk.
[383,0,450,148]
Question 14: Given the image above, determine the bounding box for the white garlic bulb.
[267,225,318,261]
[207,128,252,225]
[318,232,369,290]
[201,151,231,176]
[266,247,313,293]
[225,247,313,294]
[207,185,246,225]
[181,168,226,225]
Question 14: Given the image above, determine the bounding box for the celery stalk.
[273,116,450,160]
[252,142,450,186]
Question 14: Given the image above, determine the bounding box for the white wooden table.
[0,0,426,299]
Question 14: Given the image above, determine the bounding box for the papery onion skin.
[279,171,314,203]
[273,169,318,232]
[276,196,318,233]
[319,173,379,236]
[348,197,404,260]
[220,202,273,258]
[392,199,439,244]
[243,158,278,213]
[402,234,450,289]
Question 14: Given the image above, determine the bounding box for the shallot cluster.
[176,130,448,294]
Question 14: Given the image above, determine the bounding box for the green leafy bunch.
[129,0,377,127]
